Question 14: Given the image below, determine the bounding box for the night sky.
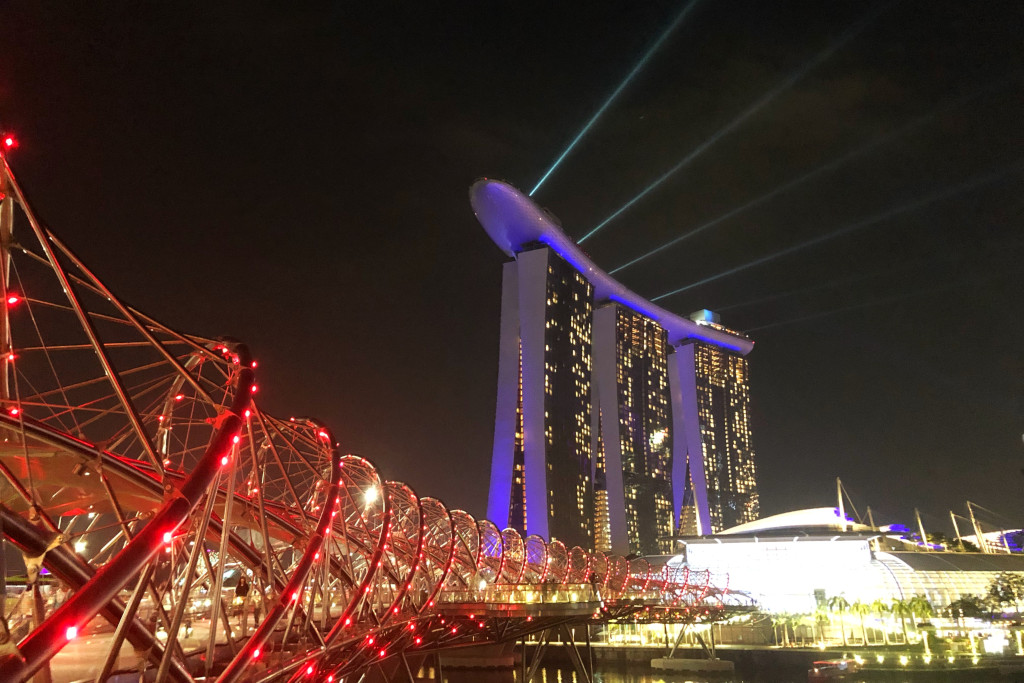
[2,2,1021,536]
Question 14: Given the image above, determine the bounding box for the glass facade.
[503,246,595,548]
[610,307,674,555]
[690,338,759,531]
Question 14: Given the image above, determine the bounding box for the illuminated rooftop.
[470,179,754,355]
[715,507,872,536]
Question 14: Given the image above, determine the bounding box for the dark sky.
[2,2,1021,535]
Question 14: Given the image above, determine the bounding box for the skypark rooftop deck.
[470,179,754,354]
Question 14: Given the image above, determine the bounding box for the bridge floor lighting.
[651,159,1023,302]
[529,0,702,197]
[578,3,888,244]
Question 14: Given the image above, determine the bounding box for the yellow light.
[899,655,908,666]
[876,655,885,664]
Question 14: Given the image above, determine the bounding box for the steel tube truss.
[0,155,745,682]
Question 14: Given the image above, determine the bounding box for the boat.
[808,659,860,682]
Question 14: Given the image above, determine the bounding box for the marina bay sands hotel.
[472,180,758,555]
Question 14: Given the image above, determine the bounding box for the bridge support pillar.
[523,625,593,683]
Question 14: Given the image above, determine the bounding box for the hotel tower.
[474,180,757,552]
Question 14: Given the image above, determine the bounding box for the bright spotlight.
[364,486,378,505]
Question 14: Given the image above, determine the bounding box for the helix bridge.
[0,154,743,682]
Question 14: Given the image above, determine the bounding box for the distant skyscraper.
[487,244,595,549]
[593,304,674,555]
[474,180,757,550]
[670,310,759,533]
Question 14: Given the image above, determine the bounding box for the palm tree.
[909,595,933,623]
[828,595,851,647]
[891,598,913,644]
[871,598,891,645]
[815,605,831,644]
[775,613,803,647]
[850,600,872,645]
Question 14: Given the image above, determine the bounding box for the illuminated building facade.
[671,310,758,532]
[475,179,756,550]
[593,304,674,555]
[487,244,595,548]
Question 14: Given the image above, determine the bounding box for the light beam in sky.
[651,160,1024,302]
[529,0,703,197]
[578,3,887,244]
[743,269,1015,333]
[609,77,1016,275]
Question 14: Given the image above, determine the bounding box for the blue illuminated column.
[592,304,629,555]
[669,345,712,535]
[486,245,595,548]
[487,260,520,528]
[486,250,550,538]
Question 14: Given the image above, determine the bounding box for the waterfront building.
[673,310,759,532]
[593,303,674,555]
[474,179,755,552]
[673,507,1024,615]
[486,242,595,548]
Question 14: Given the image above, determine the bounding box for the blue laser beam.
[529,0,703,197]
[714,260,947,312]
[715,236,1024,312]
[610,76,1017,275]
[578,3,888,244]
[743,269,1014,333]
[651,159,1024,302]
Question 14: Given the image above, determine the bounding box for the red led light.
[252,648,261,659]
[3,136,16,149]
[251,360,258,368]
[306,665,314,676]
[6,295,19,305]
[163,531,173,544]
[65,625,78,640]
[379,649,387,658]
[250,384,258,393]
[232,435,240,444]
[8,407,19,416]
[367,637,374,645]
[174,394,184,401]
[221,456,229,466]
[414,637,422,645]
[292,591,299,602]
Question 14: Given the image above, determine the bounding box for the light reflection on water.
[412,661,1006,683]
[415,664,734,683]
